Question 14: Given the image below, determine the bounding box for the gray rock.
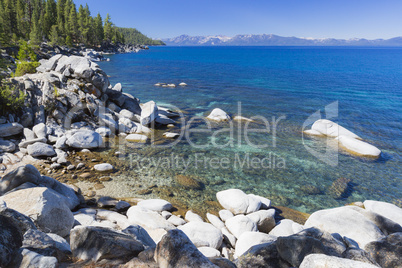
[121,93,141,116]
[154,229,218,268]
[24,128,36,140]
[19,249,58,268]
[0,187,74,237]
[123,225,156,249]
[32,123,47,139]
[66,130,103,149]
[276,227,347,267]
[178,222,223,249]
[37,54,63,72]
[137,199,173,212]
[27,142,56,157]
[70,226,144,262]
[155,115,175,125]
[0,209,24,267]
[364,200,402,226]
[236,241,290,268]
[0,139,15,153]
[300,254,379,268]
[113,83,122,92]
[342,248,379,266]
[225,215,258,239]
[0,123,23,137]
[365,232,402,268]
[115,201,131,212]
[98,113,118,132]
[95,126,112,137]
[120,109,136,121]
[18,137,48,148]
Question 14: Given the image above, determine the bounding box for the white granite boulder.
[247,209,276,233]
[300,254,379,268]
[207,213,225,229]
[269,219,304,237]
[309,119,360,139]
[27,142,56,157]
[125,133,148,143]
[234,231,277,258]
[206,108,230,122]
[363,200,402,226]
[140,101,158,126]
[66,130,103,149]
[127,206,175,231]
[216,189,261,215]
[219,210,234,222]
[95,126,112,137]
[336,135,381,157]
[0,187,74,237]
[178,221,223,249]
[185,210,204,222]
[304,206,385,248]
[225,215,258,239]
[32,123,47,139]
[94,163,113,172]
[137,199,173,212]
[198,247,221,258]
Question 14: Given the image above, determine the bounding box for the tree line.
[0,0,164,47]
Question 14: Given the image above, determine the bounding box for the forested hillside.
[0,0,164,47]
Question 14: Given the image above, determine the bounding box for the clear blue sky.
[74,0,402,39]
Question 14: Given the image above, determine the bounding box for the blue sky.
[74,0,402,39]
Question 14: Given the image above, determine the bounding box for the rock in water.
[27,142,56,157]
[0,187,74,237]
[0,123,23,137]
[178,221,223,249]
[94,163,114,172]
[175,174,204,190]
[310,119,360,139]
[328,177,353,199]
[66,130,103,149]
[337,135,381,158]
[154,229,217,268]
[70,226,144,262]
[206,108,230,122]
[140,101,158,126]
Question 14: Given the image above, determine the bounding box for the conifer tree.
[103,13,112,42]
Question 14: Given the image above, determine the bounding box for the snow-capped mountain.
[161,34,402,46]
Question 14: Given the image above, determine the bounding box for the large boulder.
[364,232,402,268]
[178,222,223,249]
[0,210,24,267]
[300,254,379,268]
[27,142,56,157]
[122,225,156,249]
[206,108,230,122]
[216,189,261,215]
[336,135,381,158]
[310,119,360,139]
[276,227,346,267]
[225,215,258,239]
[236,241,290,268]
[234,231,277,258]
[154,229,217,268]
[0,123,23,137]
[269,219,304,237]
[18,249,58,268]
[0,165,81,209]
[140,101,158,126]
[0,187,74,237]
[137,199,173,212]
[70,226,144,262]
[32,123,47,139]
[66,130,103,149]
[247,209,276,233]
[0,139,16,153]
[127,206,175,231]
[304,206,385,248]
[363,200,402,226]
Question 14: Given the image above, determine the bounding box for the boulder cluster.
[0,54,179,172]
[0,167,401,267]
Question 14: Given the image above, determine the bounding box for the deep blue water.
[99,46,402,213]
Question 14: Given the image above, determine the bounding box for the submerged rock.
[94,163,114,172]
[328,177,353,199]
[126,133,148,143]
[206,108,230,122]
[175,174,204,190]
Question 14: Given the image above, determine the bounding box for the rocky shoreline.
[0,53,401,267]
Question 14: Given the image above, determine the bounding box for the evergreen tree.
[103,13,112,42]
[44,0,57,39]
[56,0,66,44]
[94,13,103,45]
[49,24,59,45]
[16,0,28,39]
[68,1,77,43]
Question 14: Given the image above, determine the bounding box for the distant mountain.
[161,34,402,46]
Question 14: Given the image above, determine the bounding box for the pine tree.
[68,1,77,43]
[44,0,57,39]
[16,0,28,39]
[56,0,66,43]
[49,24,59,45]
[94,13,103,45]
[103,13,112,42]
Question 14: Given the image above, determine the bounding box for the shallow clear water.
[99,46,402,213]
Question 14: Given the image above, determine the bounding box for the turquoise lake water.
[99,46,402,213]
